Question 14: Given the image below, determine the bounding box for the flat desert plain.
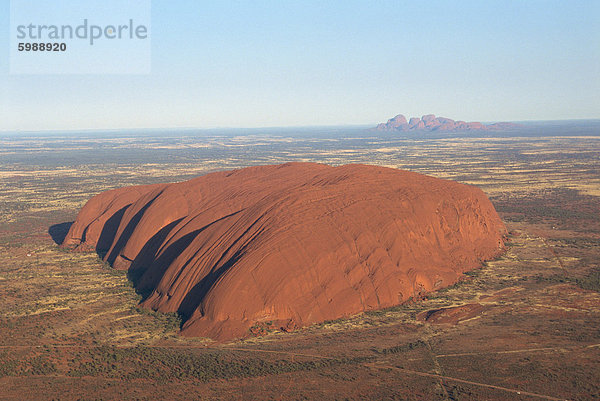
[0,129,599,400]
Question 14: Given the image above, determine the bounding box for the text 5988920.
[18,43,67,52]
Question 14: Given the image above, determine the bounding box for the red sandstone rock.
[417,303,486,324]
[63,163,506,340]
[376,114,408,130]
[421,114,436,123]
[408,117,421,128]
[375,114,520,132]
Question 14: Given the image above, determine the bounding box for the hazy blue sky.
[1,0,599,131]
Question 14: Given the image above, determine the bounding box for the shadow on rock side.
[48,222,74,245]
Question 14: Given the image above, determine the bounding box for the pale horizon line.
[1,117,600,135]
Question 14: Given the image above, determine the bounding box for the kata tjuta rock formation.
[62,163,506,340]
[375,114,520,131]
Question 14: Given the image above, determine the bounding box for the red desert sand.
[63,163,506,340]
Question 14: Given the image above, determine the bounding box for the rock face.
[381,114,408,129]
[63,163,506,341]
[417,303,487,325]
[376,114,520,132]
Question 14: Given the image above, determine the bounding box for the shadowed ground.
[48,222,73,245]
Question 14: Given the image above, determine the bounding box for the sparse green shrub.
[371,340,427,355]
[26,355,57,375]
[576,269,600,292]
[0,352,18,377]
[66,345,371,381]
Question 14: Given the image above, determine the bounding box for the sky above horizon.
[1,0,599,131]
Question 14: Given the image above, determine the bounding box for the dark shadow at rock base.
[48,222,73,245]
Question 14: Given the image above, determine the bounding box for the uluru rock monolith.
[63,163,506,340]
